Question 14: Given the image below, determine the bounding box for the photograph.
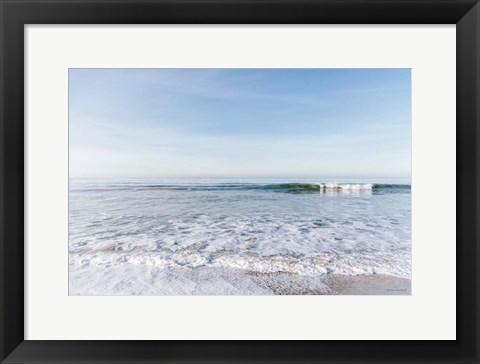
[68,68,411,295]
[2,0,477,360]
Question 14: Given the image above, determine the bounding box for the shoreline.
[69,265,411,296]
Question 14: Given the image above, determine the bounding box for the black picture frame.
[1,0,478,363]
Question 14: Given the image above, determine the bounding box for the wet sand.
[322,273,411,295]
[249,271,410,295]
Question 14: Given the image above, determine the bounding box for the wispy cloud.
[69,69,411,178]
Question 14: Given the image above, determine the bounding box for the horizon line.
[69,175,412,179]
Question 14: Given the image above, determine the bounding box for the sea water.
[69,177,411,279]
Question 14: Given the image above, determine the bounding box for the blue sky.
[69,69,411,178]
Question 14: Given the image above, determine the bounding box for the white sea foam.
[318,183,373,190]
[69,178,411,290]
[70,246,411,278]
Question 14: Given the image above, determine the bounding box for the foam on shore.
[69,265,410,296]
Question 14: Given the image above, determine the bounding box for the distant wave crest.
[269,183,374,192]
[72,182,411,193]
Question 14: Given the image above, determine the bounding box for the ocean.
[69,177,411,295]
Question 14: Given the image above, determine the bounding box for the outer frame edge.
[1,0,479,363]
[0,0,26,363]
[457,2,480,363]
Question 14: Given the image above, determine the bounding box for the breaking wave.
[73,182,410,194]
